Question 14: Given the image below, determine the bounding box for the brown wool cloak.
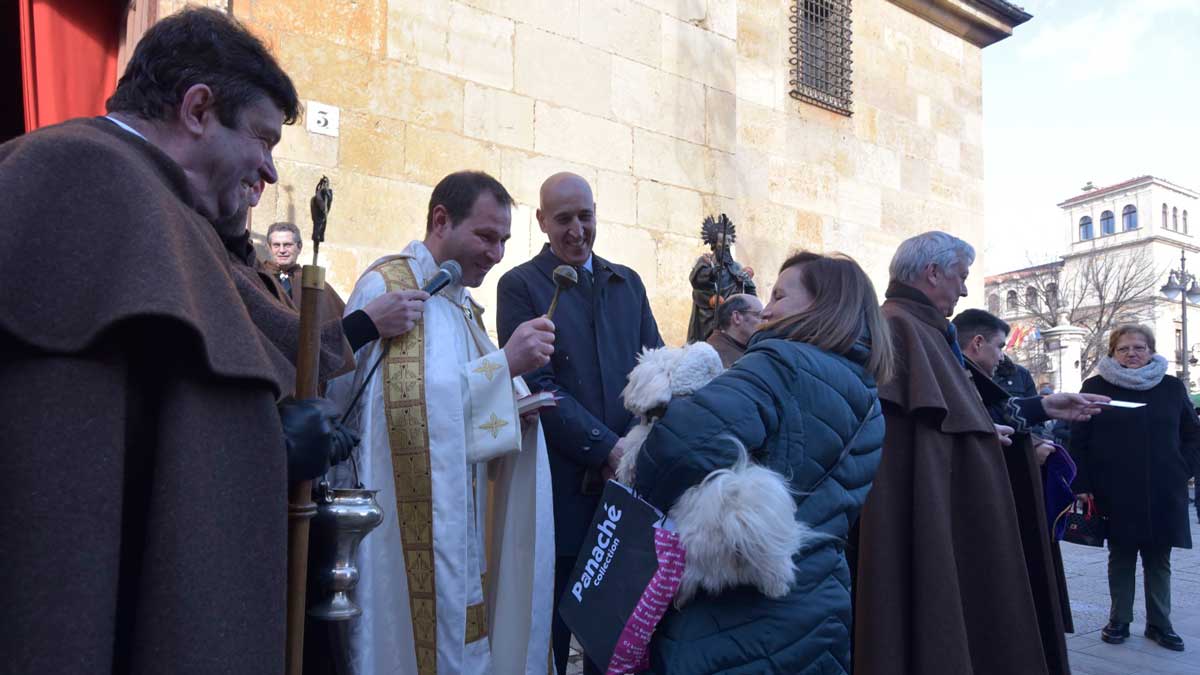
[969,362,1072,670]
[851,286,1057,675]
[704,329,746,368]
[0,117,302,674]
[226,233,352,386]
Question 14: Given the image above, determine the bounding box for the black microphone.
[422,260,463,296]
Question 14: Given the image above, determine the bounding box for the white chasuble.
[327,240,554,675]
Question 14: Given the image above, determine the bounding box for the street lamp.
[1159,249,1200,386]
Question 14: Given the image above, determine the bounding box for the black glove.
[330,419,359,466]
[278,398,360,482]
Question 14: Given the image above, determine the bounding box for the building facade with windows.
[1063,175,1194,253]
[9,0,1030,342]
[987,176,1200,391]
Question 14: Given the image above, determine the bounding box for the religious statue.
[687,214,756,343]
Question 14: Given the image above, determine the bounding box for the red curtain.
[19,0,122,132]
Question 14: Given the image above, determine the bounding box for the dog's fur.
[618,343,813,606]
[615,343,724,484]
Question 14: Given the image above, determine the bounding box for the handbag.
[559,481,685,675]
[1062,494,1108,547]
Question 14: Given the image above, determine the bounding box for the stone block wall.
[160,0,989,343]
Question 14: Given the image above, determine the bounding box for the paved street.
[1061,490,1200,675]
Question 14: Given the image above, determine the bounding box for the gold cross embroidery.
[479,413,509,439]
[473,359,502,381]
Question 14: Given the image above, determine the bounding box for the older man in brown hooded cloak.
[851,231,1107,675]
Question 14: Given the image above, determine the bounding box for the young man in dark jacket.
[953,309,1075,640]
[995,353,1039,398]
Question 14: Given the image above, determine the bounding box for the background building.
[986,175,1200,390]
[10,0,1031,343]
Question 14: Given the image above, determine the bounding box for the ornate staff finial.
[309,176,333,265]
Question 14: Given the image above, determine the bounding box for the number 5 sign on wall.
[306,101,339,138]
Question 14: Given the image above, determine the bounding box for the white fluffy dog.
[617,342,813,606]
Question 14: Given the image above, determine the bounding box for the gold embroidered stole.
[377,259,488,675]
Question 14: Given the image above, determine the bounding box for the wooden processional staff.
[286,176,334,675]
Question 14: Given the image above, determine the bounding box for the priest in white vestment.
[327,172,556,675]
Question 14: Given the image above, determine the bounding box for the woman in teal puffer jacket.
[632,251,893,675]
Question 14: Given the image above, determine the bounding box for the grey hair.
[888,231,975,283]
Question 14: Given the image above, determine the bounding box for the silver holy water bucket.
[307,483,384,621]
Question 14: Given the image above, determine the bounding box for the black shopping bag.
[1063,494,1107,547]
[558,481,684,675]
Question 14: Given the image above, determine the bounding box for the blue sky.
[981,0,1200,273]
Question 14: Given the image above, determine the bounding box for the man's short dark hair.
[267,222,302,244]
[425,171,514,232]
[106,8,300,127]
[715,295,754,330]
[952,308,1010,348]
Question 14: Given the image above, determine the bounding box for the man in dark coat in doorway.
[497,172,662,675]
[261,220,348,323]
[852,232,1107,675]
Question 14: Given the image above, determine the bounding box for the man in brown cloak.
[952,308,1075,668]
[704,293,762,368]
[0,8,339,674]
[213,181,428,388]
[213,182,353,385]
[852,232,1106,675]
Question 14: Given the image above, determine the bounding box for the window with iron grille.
[789,0,853,115]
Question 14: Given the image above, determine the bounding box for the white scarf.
[1095,353,1168,391]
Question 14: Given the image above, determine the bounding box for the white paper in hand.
[1099,400,1146,409]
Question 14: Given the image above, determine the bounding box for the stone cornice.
[1061,235,1200,262]
[984,259,1064,286]
[1058,175,1199,208]
[886,0,1032,48]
